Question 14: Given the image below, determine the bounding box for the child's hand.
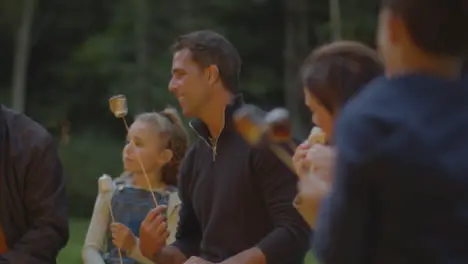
[110,223,137,252]
[294,169,330,227]
[292,142,312,178]
[306,144,335,182]
[293,144,335,227]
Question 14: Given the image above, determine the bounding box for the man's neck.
[199,91,234,138]
[387,51,462,80]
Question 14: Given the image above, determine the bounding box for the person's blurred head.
[123,108,188,186]
[168,30,242,118]
[377,0,468,78]
[301,41,384,138]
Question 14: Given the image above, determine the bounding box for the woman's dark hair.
[136,108,189,186]
[300,41,384,114]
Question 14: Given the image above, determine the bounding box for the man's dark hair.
[171,30,242,93]
[381,0,468,57]
[301,41,384,114]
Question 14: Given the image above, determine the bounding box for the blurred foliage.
[58,132,123,217]
[0,0,380,217]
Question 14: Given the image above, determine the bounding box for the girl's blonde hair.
[130,107,189,186]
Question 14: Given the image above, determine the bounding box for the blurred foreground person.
[313,0,468,263]
[292,41,383,227]
[0,105,69,263]
[139,30,310,264]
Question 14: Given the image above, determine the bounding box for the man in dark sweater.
[139,30,311,264]
[313,0,468,264]
[0,105,69,263]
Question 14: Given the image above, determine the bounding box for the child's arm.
[82,175,113,264]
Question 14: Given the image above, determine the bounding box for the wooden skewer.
[121,117,159,207]
[269,144,298,176]
[287,140,297,153]
[108,95,160,264]
[108,198,124,264]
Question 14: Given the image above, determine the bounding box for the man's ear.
[205,65,220,86]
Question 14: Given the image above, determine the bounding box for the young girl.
[292,41,384,227]
[82,108,188,264]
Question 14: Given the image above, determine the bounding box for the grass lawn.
[58,218,318,264]
[57,218,89,264]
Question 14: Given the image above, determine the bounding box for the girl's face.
[123,120,172,174]
[304,89,334,140]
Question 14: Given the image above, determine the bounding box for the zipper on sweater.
[189,117,225,162]
[210,136,219,161]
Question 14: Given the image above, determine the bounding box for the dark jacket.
[314,74,468,264]
[0,105,69,263]
[172,95,311,264]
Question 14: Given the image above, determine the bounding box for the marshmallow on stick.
[308,126,326,145]
[306,127,332,178]
[233,106,297,173]
[233,105,266,146]
[98,174,124,264]
[108,94,159,207]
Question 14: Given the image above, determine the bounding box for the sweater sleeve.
[172,146,203,258]
[253,143,312,264]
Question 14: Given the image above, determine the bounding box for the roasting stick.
[108,94,159,207]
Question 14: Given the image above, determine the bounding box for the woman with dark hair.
[292,41,384,227]
[300,41,383,139]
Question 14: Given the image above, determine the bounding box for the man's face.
[169,48,210,117]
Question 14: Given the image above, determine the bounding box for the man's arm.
[152,146,202,264]
[150,202,201,264]
[222,143,312,264]
[312,112,384,264]
[0,136,69,263]
[151,245,188,264]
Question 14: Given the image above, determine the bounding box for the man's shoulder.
[178,142,200,175]
[184,142,199,158]
[2,106,53,150]
[343,76,394,113]
[336,77,405,160]
[339,75,406,125]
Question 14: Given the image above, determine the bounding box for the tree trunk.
[11,0,36,113]
[134,0,150,111]
[284,0,309,139]
[329,0,342,40]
